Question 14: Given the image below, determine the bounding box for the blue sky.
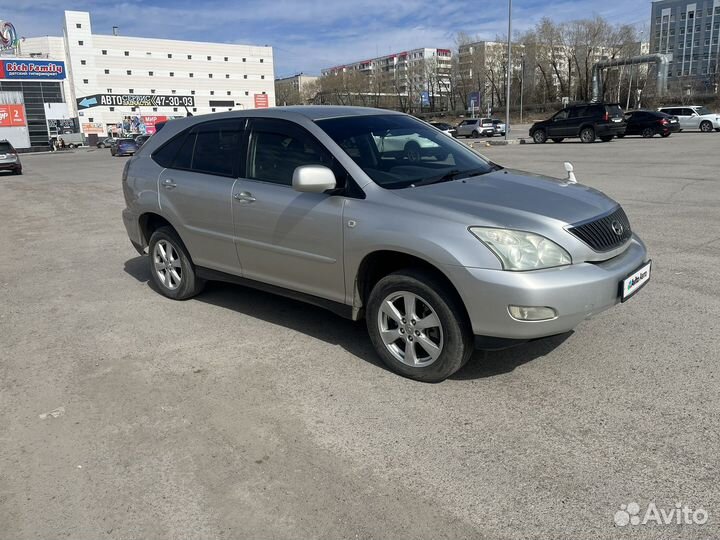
[2,0,652,76]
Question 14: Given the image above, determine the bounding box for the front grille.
[567,206,632,252]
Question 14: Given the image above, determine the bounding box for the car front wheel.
[700,121,713,132]
[366,269,473,382]
[533,130,547,144]
[148,227,205,300]
[580,127,596,143]
[642,128,655,138]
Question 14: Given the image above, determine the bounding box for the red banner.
[141,115,168,134]
[254,94,269,109]
[0,104,26,127]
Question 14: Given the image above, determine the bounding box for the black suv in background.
[0,140,22,175]
[530,103,626,144]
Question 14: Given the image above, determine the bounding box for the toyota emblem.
[611,220,624,236]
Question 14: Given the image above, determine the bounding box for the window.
[224,57,228,61]
[261,75,265,79]
[245,91,249,96]
[78,40,84,46]
[225,74,230,78]
[76,23,82,28]
[168,53,172,58]
[170,72,174,77]
[174,107,179,112]
[109,107,114,112]
[146,52,151,56]
[124,51,129,56]
[131,107,136,112]
[81,60,87,65]
[207,55,212,61]
[553,109,569,121]
[149,71,154,76]
[242,57,246,62]
[191,90,195,95]
[107,88,112,93]
[104,69,110,74]
[102,50,107,55]
[193,108,197,112]
[127,70,132,75]
[151,89,156,94]
[227,91,231,95]
[243,74,248,79]
[129,89,134,93]
[210,90,215,95]
[88,117,94,122]
[83,79,88,84]
[211,108,216,112]
[153,107,157,112]
[189,72,194,77]
[172,89,176,94]
[247,118,337,186]
[260,58,264,63]
[209,73,213,78]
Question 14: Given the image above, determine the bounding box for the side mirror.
[292,165,337,193]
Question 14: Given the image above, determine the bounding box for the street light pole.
[505,0,512,140]
[520,53,524,125]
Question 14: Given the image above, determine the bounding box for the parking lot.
[1,132,719,539]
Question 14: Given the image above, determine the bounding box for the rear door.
[156,118,245,274]
[231,117,346,302]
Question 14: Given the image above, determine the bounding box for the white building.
[20,10,275,141]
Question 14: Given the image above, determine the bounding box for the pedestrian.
[58,137,65,150]
[49,137,55,152]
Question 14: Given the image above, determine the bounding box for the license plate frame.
[620,260,652,302]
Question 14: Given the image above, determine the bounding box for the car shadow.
[124,256,570,380]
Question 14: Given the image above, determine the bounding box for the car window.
[247,118,336,186]
[568,107,587,119]
[605,105,623,118]
[461,120,476,125]
[696,106,712,115]
[191,120,244,176]
[0,142,13,153]
[553,110,569,121]
[682,108,694,116]
[317,114,495,190]
[153,131,189,168]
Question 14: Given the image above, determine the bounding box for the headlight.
[469,227,571,271]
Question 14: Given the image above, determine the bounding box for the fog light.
[508,305,557,322]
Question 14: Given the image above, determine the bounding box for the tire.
[147,226,205,300]
[715,128,720,132]
[551,138,564,143]
[600,136,613,142]
[641,128,655,138]
[661,132,671,138]
[700,121,713,133]
[471,130,479,139]
[366,269,473,382]
[580,127,595,143]
[532,129,547,144]
[404,141,421,162]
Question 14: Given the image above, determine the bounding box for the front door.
[547,109,572,137]
[231,118,346,303]
[157,118,245,274]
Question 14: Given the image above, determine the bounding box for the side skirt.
[196,266,354,320]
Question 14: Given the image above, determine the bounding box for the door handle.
[162,178,177,189]
[234,191,256,203]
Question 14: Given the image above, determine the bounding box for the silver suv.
[456,118,495,138]
[122,107,651,382]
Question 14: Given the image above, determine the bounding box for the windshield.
[316,114,496,189]
[697,106,712,116]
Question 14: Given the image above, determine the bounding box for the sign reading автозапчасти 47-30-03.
[76,94,195,109]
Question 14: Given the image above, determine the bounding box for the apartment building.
[651,0,720,87]
[275,73,319,105]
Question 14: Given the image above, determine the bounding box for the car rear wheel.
[366,269,473,382]
[580,127,596,143]
[471,130,479,138]
[533,130,547,144]
[148,227,205,300]
[700,121,713,133]
[642,128,655,138]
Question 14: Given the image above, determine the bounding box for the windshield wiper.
[422,168,491,185]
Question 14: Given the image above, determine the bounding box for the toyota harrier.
[122,107,650,382]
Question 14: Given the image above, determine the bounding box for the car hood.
[390,168,618,228]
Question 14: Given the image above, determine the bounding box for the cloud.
[1,0,652,75]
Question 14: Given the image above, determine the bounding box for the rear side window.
[569,107,588,118]
[152,119,244,176]
[682,108,694,116]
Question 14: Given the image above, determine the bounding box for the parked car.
[657,105,720,132]
[122,106,650,382]
[373,130,449,162]
[456,118,495,138]
[530,103,626,144]
[429,122,457,138]
[54,132,85,148]
[619,110,680,138]
[0,140,22,175]
[97,137,117,149]
[492,119,506,136]
[135,134,152,147]
[110,138,138,156]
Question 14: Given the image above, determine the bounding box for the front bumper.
[445,236,648,340]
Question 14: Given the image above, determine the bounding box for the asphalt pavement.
[1,133,719,539]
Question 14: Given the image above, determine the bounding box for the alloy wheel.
[700,121,713,133]
[377,291,444,367]
[153,240,182,290]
